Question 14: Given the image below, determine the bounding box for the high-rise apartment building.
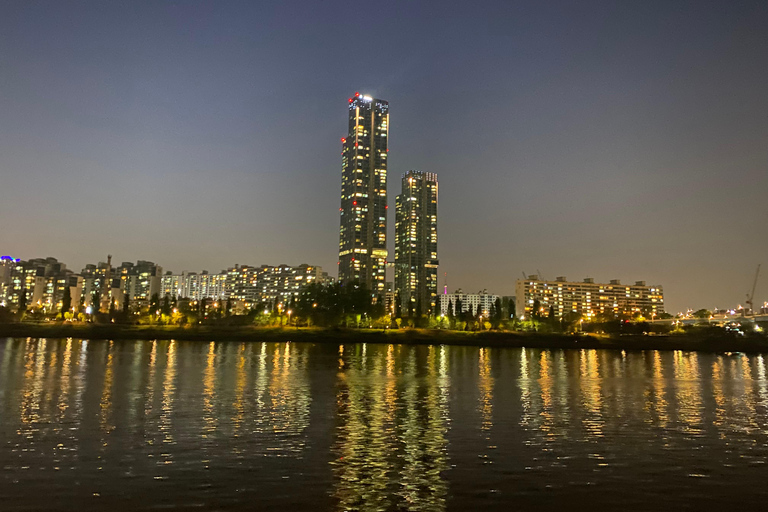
[338,93,389,295]
[439,289,498,317]
[515,275,665,319]
[160,264,331,308]
[395,170,439,315]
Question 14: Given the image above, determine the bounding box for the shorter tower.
[395,170,438,316]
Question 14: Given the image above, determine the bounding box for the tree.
[150,293,161,314]
[162,295,172,316]
[109,296,116,320]
[60,287,72,320]
[92,290,101,313]
[226,297,233,317]
[123,296,130,315]
[18,288,27,314]
[693,309,712,319]
[506,298,516,319]
[532,299,541,320]
[394,291,402,319]
[492,297,503,328]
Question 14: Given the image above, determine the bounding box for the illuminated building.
[515,275,665,319]
[160,270,228,302]
[439,289,499,317]
[2,257,83,312]
[119,260,163,307]
[0,256,16,306]
[395,170,438,315]
[338,92,389,294]
[81,261,115,307]
[161,264,330,308]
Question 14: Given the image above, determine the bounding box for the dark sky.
[1,0,767,313]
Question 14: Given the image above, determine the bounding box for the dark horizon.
[1,0,767,313]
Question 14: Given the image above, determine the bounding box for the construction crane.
[746,264,761,317]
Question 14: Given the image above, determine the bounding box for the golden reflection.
[145,341,157,419]
[202,342,217,436]
[56,339,73,418]
[478,348,493,432]
[100,341,115,432]
[19,339,45,426]
[711,356,726,432]
[255,342,267,410]
[519,349,532,427]
[258,342,311,455]
[333,345,449,512]
[539,351,554,435]
[644,351,669,428]
[232,343,247,435]
[580,349,604,437]
[757,355,768,408]
[672,351,702,434]
[740,355,758,429]
[160,341,176,446]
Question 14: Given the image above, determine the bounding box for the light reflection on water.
[1,339,768,510]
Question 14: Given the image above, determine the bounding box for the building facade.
[439,289,499,317]
[338,93,389,295]
[515,275,665,319]
[0,256,17,307]
[395,170,438,315]
[160,264,331,309]
[1,257,83,313]
[119,261,163,307]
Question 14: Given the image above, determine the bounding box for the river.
[1,338,767,511]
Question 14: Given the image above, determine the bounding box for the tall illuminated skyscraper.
[395,170,438,316]
[338,93,389,294]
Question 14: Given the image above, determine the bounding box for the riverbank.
[2,322,768,353]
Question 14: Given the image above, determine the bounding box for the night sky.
[1,0,766,313]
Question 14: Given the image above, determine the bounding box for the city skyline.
[1,1,767,314]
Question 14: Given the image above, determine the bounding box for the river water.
[1,338,767,511]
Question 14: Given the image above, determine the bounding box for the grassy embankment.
[2,322,768,353]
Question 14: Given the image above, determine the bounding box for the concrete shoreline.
[2,323,768,354]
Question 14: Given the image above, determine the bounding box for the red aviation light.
[355,92,360,97]
[385,205,388,209]
[348,98,353,103]
[353,200,357,205]
[341,138,346,143]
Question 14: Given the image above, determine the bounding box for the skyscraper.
[395,170,438,316]
[338,93,389,294]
